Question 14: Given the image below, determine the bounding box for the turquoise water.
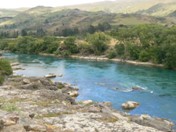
[3,53,176,123]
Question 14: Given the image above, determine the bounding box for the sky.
[0,0,115,9]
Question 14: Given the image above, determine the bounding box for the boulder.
[22,79,31,85]
[82,100,93,105]
[68,91,79,97]
[121,101,139,110]
[1,124,26,132]
[29,113,35,119]
[45,73,56,78]
[130,114,174,132]
[2,120,16,126]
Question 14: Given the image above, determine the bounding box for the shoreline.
[71,55,164,68]
[38,53,164,68]
[0,51,165,68]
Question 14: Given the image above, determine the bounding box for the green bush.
[0,76,4,85]
[139,50,151,62]
[77,42,93,55]
[0,59,12,84]
[114,43,125,56]
[107,49,116,59]
[58,37,78,56]
[0,59,12,75]
[87,32,109,55]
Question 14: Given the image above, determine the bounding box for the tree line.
[0,24,176,69]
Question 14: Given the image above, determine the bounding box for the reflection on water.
[3,52,176,123]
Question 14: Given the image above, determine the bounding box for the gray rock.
[68,91,79,97]
[1,124,26,132]
[122,101,140,110]
[130,114,174,132]
[22,79,31,85]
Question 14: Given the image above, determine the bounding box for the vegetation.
[0,59,12,84]
[110,24,176,69]
[0,24,176,69]
[0,102,19,112]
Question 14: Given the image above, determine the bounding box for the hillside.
[168,10,176,17]
[0,8,172,36]
[58,0,176,14]
[0,9,20,17]
[137,2,176,16]
[0,0,175,36]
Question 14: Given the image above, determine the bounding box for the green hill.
[0,8,170,36]
[0,0,175,36]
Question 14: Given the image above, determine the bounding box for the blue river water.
[3,53,176,123]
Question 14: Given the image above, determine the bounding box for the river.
[3,52,176,123]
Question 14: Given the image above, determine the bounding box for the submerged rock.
[132,86,144,91]
[122,101,140,110]
[45,73,56,78]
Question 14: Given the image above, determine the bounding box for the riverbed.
[3,52,176,123]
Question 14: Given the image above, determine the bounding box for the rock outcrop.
[0,76,174,132]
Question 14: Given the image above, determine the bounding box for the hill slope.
[58,0,176,14]
[137,2,176,16]
[0,8,170,36]
[0,0,175,36]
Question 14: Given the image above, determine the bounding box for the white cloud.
[0,0,108,9]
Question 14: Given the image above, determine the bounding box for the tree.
[58,37,78,56]
[87,32,109,55]
[36,28,45,37]
[21,29,27,36]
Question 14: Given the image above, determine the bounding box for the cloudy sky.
[0,0,115,9]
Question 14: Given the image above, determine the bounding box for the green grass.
[0,102,19,112]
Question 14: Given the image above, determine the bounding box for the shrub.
[87,32,109,55]
[0,59,12,85]
[107,49,116,59]
[139,50,151,62]
[0,59,12,75]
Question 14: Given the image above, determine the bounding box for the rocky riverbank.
[0,75,175,132]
